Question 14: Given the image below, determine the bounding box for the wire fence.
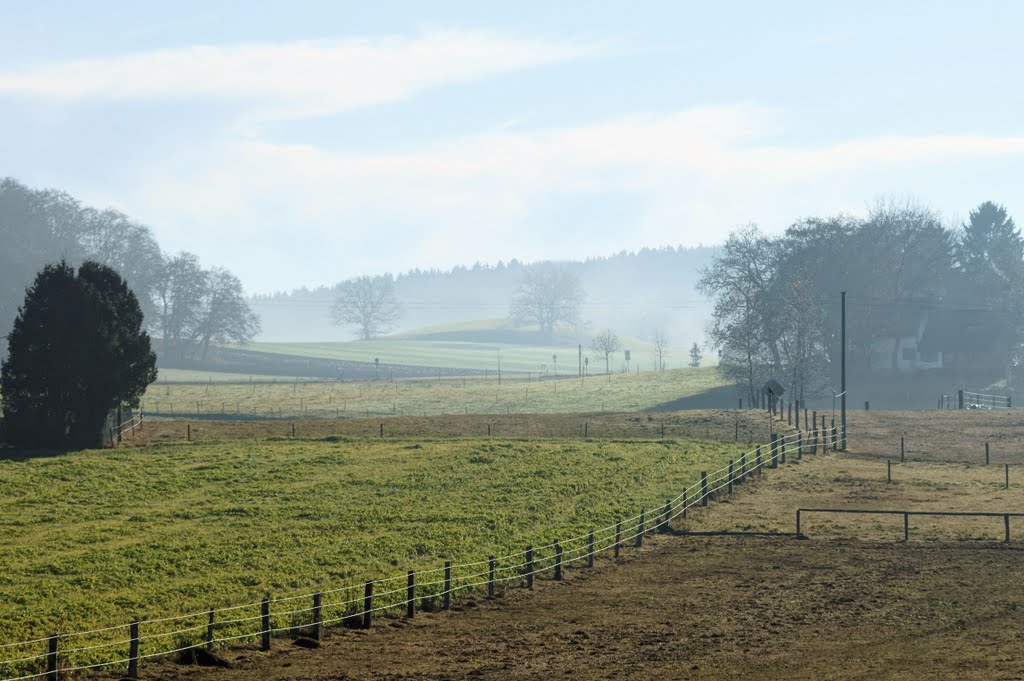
[0,424,845,680]
[939,390,1012,410]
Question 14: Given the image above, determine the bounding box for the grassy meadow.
[235,333,684,374]
[0,433,748,672]
[142,366,727,418]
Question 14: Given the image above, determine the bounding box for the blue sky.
[2,1,1023,293]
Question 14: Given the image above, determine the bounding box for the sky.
[2,1,1024,294]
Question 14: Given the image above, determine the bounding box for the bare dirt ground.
[136,412,1024,681]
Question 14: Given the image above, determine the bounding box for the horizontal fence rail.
[0,426,842,680]
[795,507,1023,543]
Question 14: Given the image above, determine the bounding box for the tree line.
[0,178,260,362]
[699,198,1023,404]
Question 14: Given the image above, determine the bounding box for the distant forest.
[250,246,719,348]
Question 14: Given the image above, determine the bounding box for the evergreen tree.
[1,261,157,448]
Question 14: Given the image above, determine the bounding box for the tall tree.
[330,274,401,340]
[510,264,584,339]
[698,225,779,405]
[0,261,157,448]
[153,252,208,360]
[192,268,262,361]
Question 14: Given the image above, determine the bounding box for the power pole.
[841,290,847,451]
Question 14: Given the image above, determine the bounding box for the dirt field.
[133,413,1024,681]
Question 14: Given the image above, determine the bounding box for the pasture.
[0,426,746,675]
[135,409,1024,681]
[140,366,728,419]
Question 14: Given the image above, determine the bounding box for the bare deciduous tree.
[509,264,584,339]
[652,330,669,370]
[591,329,621,374]
[331,274,401,340]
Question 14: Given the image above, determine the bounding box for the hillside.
[249,246,718,348]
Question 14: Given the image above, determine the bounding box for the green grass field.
[236,334,682,374]
[142,367,727,418]
[0,434,744,673]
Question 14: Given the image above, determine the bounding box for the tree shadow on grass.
[645,384,741,412]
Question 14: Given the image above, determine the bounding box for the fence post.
[312,592,322,640]
[986,442,990,465]
[865,401,869,411]
[363,581,374,629]
[407,571,416,617]
[207,608,215,651]
[682,490,688,519]
[126,620,139,678]
[46,635,58,681]
[443,561,451,610]
[488,558,496,597]
[588,531,595,567]
[795,399,800,429]
[614,522,621,557]
[1005,514,1011,544]
[770,436,778,469]
[525,547,534,588]
[637,509,645,546]
[187,423,191,441]
[755,446,762,472]
[813,429,818,455]
[958,389,964,409]
[887,459,891,483]
[700,472,709,505]
[740,453,747,479]
[728,460,734,493]
[261,597,271,650]
[832,424,837,452]
[795,509,801,537]
[780,442,787,465]
[662,499,671,532]
[554,541,563,580]
[903,513,909,542]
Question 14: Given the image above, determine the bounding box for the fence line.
[795,507,1022,542]
[0,424,843,680]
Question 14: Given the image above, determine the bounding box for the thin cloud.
[116,105,1024,290]
[0,29,600,121]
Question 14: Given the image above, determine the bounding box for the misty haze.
[1,3,1023,680]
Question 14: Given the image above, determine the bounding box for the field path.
[142,449,1024,680]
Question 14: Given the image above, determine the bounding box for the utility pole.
[841,290,847,451]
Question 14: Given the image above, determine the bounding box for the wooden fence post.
[1005,514,1011,544]
[525,547,534,588]
[46,635,58,681]
[128,621,139,678]
[728,460,734,493]
[261,597,271,650]
[770,436,778,469]
[755,446,762,472]
[207,608,215,651]
[797,431,803,460]
[637,510,645,546]
[407,571,416,617]
[682,490,688,519]
[986,442,990,465]
[363,581,374,629]
[554,542,563,580]
[614,522,621,557]
[887,459,891,483]
[488,558,496,597]
[443,561,452,610]
[588,532,595,567]
[312,592,322,640]
[700,472,709,505]
[780,442,787,465]
[903,513,909,542]
[740,453,747,479]
[662,499,671,532]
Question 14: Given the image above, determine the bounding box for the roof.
[917,309,1007,353]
